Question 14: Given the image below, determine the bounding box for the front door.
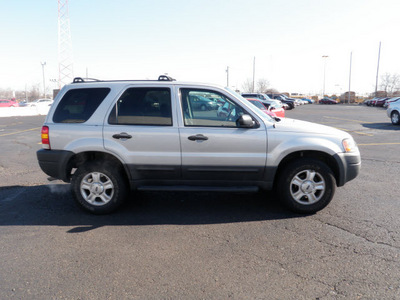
[178,88,267,183]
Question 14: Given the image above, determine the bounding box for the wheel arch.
[65,151,130,183]
[274,150,340,188]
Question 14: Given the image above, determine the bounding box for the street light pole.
[348,52,352,104]
[226,66,229,87]
[375,42,381,97]
[252,56,255,93]
[41,61,47,98]
[322,55,329,97]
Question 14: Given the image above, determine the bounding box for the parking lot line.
[358,142,400,146]
[334,127,374,136]
[324,116,375,124]
[0,127,41,137]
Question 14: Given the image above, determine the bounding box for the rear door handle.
[112,132,132,139]
[188,134,208,141]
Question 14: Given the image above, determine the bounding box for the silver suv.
[37,75,361,214]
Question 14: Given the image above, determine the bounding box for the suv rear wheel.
[71,161,128,214]
[278,159,336,214]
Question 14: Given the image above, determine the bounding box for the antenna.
[58,0,74,88]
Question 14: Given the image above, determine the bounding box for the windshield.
[261,93,271,100]
[248,100,266,110]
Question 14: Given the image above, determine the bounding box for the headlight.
[342,138,357,152]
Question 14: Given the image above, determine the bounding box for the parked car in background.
[374,97,390,107]
[383,97,400,108]
[319,97,338,104]
[18,100,28,107]
[302,98,314,104]
[27,99,54,108]
[246,98,278,118]
[262,101,285,118]
[189,95,218,111]
[245,98,285,118]
[207,97,225,107]
[241,93,288,110]
[267,94,296,109]
[241,93,271,101]
[387,100,400,125]
[0,99,19,107]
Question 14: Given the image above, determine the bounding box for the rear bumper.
[37,149,74,182]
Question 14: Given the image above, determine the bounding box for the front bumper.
[333,151,361,187]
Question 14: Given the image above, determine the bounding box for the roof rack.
[73,77,101,83]
[158,75,176,81]
[72,75,176,84]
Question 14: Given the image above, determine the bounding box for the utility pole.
[226,66,229,87]
[348,52,352,104]
[375,41,381,97]
[322,55,329,97]
[252,57,255,92]
[41,61,46,98]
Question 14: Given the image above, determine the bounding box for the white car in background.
[27,99,54,108]
[387,100,400,125]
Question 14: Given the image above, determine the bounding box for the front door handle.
[188,134,208,141]
[112,132,132,139]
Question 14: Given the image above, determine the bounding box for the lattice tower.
[58,0,74,88]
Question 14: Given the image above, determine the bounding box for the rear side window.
[53,88,110,123]
[108,87,172,126]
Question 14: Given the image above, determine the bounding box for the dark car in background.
[267,94,296,109]
[319,97,338,104]
[375,97,390,107]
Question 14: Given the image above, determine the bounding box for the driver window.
[180,89,246,127]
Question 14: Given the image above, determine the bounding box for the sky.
[1,0,400,96]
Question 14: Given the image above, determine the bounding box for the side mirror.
[236,114,255,128]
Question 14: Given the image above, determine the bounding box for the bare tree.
[266,88,279,94]
[256,79,270,93]
[242,78,254,93]
[380,73,400,96]
[0,88,13,99]
[27,84,40,101]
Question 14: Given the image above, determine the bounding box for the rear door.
[178,87,267,182]
[103,85,181,181]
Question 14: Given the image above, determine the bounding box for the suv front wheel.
[278,159,336,214]
[71,161,128,214]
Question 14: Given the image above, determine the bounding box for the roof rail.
[73,77,101,83]
[158,75,176,81]
[72,75,176,83]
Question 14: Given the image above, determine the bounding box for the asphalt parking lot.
[0,104,399,299]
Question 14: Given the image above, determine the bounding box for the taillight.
[41,126,50,149]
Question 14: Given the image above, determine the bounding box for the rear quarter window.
[53,88,110,123]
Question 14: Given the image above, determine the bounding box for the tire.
[391,111,400,125]
[71,161,128,214]
[277,159,336,214]
[200,104,206,111]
